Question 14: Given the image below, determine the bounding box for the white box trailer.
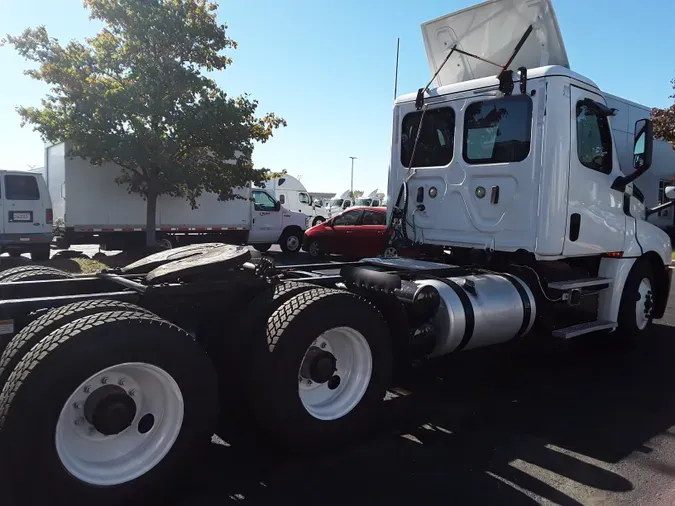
[44,142,308,252]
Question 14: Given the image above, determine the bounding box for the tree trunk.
[145,186,158,248]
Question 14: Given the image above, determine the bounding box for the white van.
[0,170,53,261]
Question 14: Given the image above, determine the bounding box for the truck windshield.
[329,199,344,207]
[355,198,372,206]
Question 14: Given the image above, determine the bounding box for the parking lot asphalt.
[6,245,675,505]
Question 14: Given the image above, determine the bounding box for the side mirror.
[666,186,675,200]
[612,118,655,192]
[274,201,281,212]
[633,119,654,172]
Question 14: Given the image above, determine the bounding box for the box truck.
[44,142,308,253]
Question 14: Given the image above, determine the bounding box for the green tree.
[351,190,364,199]
[652,76,675,149]
[4,0,286,247]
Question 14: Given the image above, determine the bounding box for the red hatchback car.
[302,206,397,259]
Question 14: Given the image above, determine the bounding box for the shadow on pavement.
[175,322,675,505]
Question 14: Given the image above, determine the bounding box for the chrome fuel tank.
[415,273,537,357]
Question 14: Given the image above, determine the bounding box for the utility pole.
[349,156,357,198]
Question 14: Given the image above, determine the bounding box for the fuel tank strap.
[431,278,475,352]
[499,273,532,339]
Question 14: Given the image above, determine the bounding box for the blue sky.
[0,0,673,195]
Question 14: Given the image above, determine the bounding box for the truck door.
[2,173,51,238]
[563,87,626,255]
[248,190,283,243]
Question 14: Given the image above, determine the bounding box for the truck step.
[547,277,612,291]
[552,320,617,339]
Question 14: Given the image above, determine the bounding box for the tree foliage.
[652,76,675,150]
[4,0,286,246]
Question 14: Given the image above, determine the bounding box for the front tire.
[249,288,392,452]
[253,243,272,253]
[0,311,218,506]
[312,216,325,227]
[616,259,656,340]
[307,239,324,258]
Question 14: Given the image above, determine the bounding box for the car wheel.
[382,246,399,258]
[308,240,324,258]
[312,216,325,227]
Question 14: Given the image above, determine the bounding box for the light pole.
[349,156,357,198]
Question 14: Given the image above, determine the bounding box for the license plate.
[0,319,15,335]
[10,212,31,222]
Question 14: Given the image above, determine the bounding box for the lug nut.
[118,378,126,386]
[101,376,108,384]
[88,427,96,436]
[306,379,312,385]
[320,342,327,349]
[83,385,92,394]
[74,417,85,426]
[73,402,81,410]
[128,389,136,397]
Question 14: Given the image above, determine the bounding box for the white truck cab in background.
[262,174,327,226]
[355,189,386,207]
[0,170,53,261]
[325,190,354,218]
[387,0,674,339]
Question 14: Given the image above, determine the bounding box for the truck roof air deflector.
[421,0,569,88]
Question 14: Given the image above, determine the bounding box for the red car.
[302,206,398,259]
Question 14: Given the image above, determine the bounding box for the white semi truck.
[262,174,328,226]
[0,0,673,503]
[45,142,308,253]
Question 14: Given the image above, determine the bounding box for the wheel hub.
[83,385,137,436]
[300,346,337,384]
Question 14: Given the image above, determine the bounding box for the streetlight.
[349,156,357,198]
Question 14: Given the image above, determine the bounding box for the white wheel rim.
[309,241,320,257]
[383,247,398,258]
[55,362,184,486]
[286,235,300,252]
[636,278,653,331]
[297,327,372,421]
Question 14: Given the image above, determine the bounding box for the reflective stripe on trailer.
[73,227,248,232]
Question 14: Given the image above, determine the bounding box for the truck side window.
[576,101,613,174]
[463,95,532,164]
[5,175,40,200]
[298,193,310,205]
[401,107,455,168]
[252,190,277,211]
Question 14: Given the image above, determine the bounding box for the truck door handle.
[490,185,500,204]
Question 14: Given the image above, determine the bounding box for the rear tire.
[253,244,272,253]
[200,282,316,406]
[0,311,218,506]
[0,264,46,282]
[0,299,154,388]
[0,266,73,283]
[279,229,303,254]
[249,288,392,452]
